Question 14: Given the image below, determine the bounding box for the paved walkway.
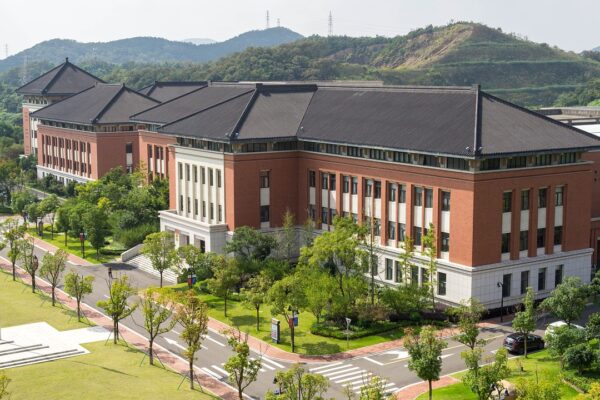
[394,376,460,400]
[1,262,239,400]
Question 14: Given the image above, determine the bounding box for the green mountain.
[0,27,303,72]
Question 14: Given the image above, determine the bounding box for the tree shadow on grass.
[67,359,137,377]
[230,315,256,328]
[302,341,342,355]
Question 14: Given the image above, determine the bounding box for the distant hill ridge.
[0,27,303,72]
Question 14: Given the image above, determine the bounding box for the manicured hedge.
[310,321,400,339]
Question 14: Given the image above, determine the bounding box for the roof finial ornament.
[65,57,69,63]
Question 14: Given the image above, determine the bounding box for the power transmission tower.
[277,18,280,28]
[328,11,333,36]
[4,44,8,59]
[266,10,270,29]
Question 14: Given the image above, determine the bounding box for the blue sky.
[0,0,597,56]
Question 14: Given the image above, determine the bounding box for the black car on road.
[503,333,545,354]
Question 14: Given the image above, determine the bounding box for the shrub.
[562,370,594,393]
[113,223,158,248]
[355,303,389,327]
[311,321,400,340]
[563,343,596,373]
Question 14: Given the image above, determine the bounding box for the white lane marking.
[206,336,226,347]
[164,337,186,351]
[251,357,275,370]
[314,364,353,374]
[201,367,222,380]
[323,366,359,378]
[441,353,454,359]
[363,356,384,365]
[102,294,110,298]
[491,350,498,354]
[384,386,399,394]
[335,371,372,383]
[309,362,343,372]
[343,377,371,386]
[262,356,285,368]
[212,365,229,376]
[172,329,181,335]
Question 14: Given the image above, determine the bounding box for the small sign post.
[344,317,352,349]
[79,232,85,258]
[271,318,280,344]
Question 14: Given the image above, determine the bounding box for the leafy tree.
[55,204,71,246]
[269,274,308,353]
[422,223,438,310]
[11,190,36,225]
[515,373,561,400]
[141,231,180,287]
[138,288,176,365]
[26,202,41,233]
[174,290,209,390]
[0,371,9,400]
[278,209,296,260]
[564,343,596,374]
[512,287,537,357]
[380,285,429,321]
[302,216,316,248]
[243,272,271,330]
[0,217,25,280]
[405,326,447,400]
[397,234,415,285]
[301,267,334,324]
[540,277,590,327]
[64,272,94,321]
[576,382,600,400]
[0,160,19,205]
[178,245,216,281]
[449,297,486,351]
[265,364,329,400]
[39,194,60,239]
[224,329,262,400]
[18,236,37,292]
[207,257,239,317]
[346,376,389,400]
[586,312,600,340]
[82,204,110,256]
[225,226,277,285]
[97,275,137,344]
[462,348,509,400]
[39,249,68,306]
[545,325,586,368]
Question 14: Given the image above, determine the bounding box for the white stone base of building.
[37,165,92,185]
[159,209,228,253]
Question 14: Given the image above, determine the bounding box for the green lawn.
[0,270,215,400]
[416,349,581,399]
[0,270,91,330]
[27,225,120,264]
[161,284,407,356]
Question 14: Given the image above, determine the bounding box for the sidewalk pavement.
[394,376,460,400]
[26,233,93,267]
[0,262,240,400]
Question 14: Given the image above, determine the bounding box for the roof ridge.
[15,62,64,94]
[230,86,261,137]
[158,89,255,132]
[472,84,482,157]
[130,85,209,120]
[92,85,126,124]
[30,85,96,119]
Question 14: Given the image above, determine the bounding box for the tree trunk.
[224,296,228,317]
[160,271,163,288]
[76,300,81,321]
[11,261,15,281]
[149,338,154,365]
[524,336,528,358]
[256,306,260,331]
[428,379,432,400]
[31,273,36,292]
[189,360,195,390]
[113,320,118,344]
[238,387,243,400]
[291,323,295,353]
[64,231,68,246]
[51,287,56,306]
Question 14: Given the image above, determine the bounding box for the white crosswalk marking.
[262,357,285,368]
[323,366,360,378]
[316,364,354,375]
[336,373,373,384]
[250,357,275,370]
[329,369,367,380]
[309,361,342,372]
[311,361,400,396]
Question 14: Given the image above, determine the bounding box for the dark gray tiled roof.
[131,85,254,125]
[16,59,104,96]
[32,83,159,125]
[159,91,256,140]
[138,81,207,102]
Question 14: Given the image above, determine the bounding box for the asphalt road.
[2,241,597,399]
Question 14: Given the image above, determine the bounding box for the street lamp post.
[497,281,504,323]
[32,255,39,292]
[80,232,85,258]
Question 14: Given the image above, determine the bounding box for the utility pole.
[328,11,333,36]
[266,10,270,29]
[277,18,280,28]
[4,44,8,59]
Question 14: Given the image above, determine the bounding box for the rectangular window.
[537,228,546,249]
[538,268,546,291]
[521,190,530,211]
[351,177,358,195]
[441,232,450,252]
[394,151,410,163]
[385,259,393,280]
[388,221,396,240]
[330,208,337,222]
[343,177,350,193]
[555,265,563,287]
[178,163,183,180]
[185,164,190,181]
[413,227,422,246]
[201,167,206,184]
[321,207,328,225]
[208,168,214,186]
[507,156,527,169]
[179,195,183,212]
[480,158,501,171]
[398,223,406,241]
[347,146,361,157]
[193,166,198,183]
[554,226,563,246]
[446,157,469,171]
[395,261,401,283]
[535,154,553,166]
[187,197,191,213]
[441,191,450,211]
[388,183,396,202]
[202,201,206,217]
[423,155,439,167]
[374,181,381,199]
[321,173,329,190]
[194,199,198,216]
[421,268,429,287]
[502,192,512,213]
[329,174,336,191]
[399,185,406,203]
[373,219,381,236]
[218,205,223,222]
[217,170,222,188]
[411,266,419,286]
[210,203,214,219]
[538,188,547,208]
[502,274,511,298]
[501,233,511,254]
[260,171,270,188]
[555,187,563,206]
[425,188,433,208]
[369,148,385,160]
[260,205,270,223]
[414,187,423,206]
[520,270,529,294]
[438,272,447,296]
[309,171,316,187]
[519,231,528,252]
[365,180,373,197]
[125,143,133,153]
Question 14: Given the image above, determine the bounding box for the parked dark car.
[503,333,544,354]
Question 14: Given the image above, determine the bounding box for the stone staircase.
[0,340,84,369]
[125,254,178,284]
